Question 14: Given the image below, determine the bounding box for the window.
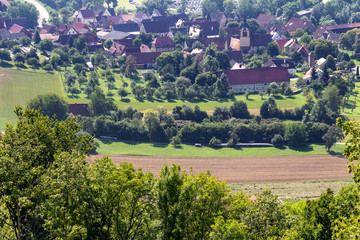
[243,31,247,37]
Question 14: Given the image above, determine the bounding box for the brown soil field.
[87,154,352,183]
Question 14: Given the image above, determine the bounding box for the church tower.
[239,20,251,48]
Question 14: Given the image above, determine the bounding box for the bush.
[284,123,308,147]
[209,137,222,147]
[271,134,284,146]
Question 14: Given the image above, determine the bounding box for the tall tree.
[0,106,93,239]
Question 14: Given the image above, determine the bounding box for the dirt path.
[87,154,351,183]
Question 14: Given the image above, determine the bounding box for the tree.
[27,93,69,120]
[104,39,113,49]
[244,88,251,100]
[322,124,343,151]
[125,55,138,78]
[322,84,341,114]
[284,123,308,146]
[267,42,281,57]
[326,55,336,71]
[88,87,117,116]
[6,2,39,27]
[0,49,11,62]
[337,118,360,182]
[117,87,128,99]
[75,35,87,52]
[291,51,302,63]
[33,31,41,44]
[0,106,93,239]
[14,53,25,65]
[230,101,250,119]
[142,110,167,142]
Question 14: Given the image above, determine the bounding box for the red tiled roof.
[71,22,90,34]
[141,21,169,33]
[152,36,175,48]
[275,39,288,50]
[285,17,315,32]
[0,0,10,7]
[79,9,95,19]
[223,68,290,85]
[9,23,24,33]
[119,14,133,22]
[256,14,275,27]
[129,52,162,65]
[68,104,90,116]
[313,27,327,39]
[326,22,360,31]
[250,34,272,47]
[226,51,244,63]
[225,27,240,37]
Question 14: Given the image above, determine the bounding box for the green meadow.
[0,68,63,130]
[94,139,345,157]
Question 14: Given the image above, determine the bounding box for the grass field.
[94,139,345,157]
[0,68,64,130]
[229,179,353,203]
[117,0,144,11]
[342,82,360,120]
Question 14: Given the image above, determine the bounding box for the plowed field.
[87,154,351,183]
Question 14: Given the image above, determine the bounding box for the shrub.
[271,134,284,146]
[209,137,222,147]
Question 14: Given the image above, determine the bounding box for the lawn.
[117,0,144,11]
[342,82,360,120]
[0,68,64,130]
[94,139,345,157]
[229,179,353,203]
[64,70,307,112]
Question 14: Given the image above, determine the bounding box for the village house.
[140,21,169,36]
[264,58,296,75]
[9,24,32,37]
[152,36,175,52]
[133,11,151,23]
[224,68,290,93]
[210,12,227,27]
[285,17,315,34]
[128,52,162,68]
[76,9,97,24]
[66,22,90,35]
[256,14,275,30]
[112,22,140,34]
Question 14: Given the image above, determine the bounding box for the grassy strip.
[229,179,353,203]
[94,139,345,157]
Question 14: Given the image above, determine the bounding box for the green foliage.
[230,100,250,119]
[0,106,93,239]
[6,1,38,28]
[284,123,308,147]
[267,42,281,57]
[27,93,69,120]
[88,87,117,116]
[38,39,54,52]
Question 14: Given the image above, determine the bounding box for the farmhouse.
[285,17,315,34]
[264,58,296,75]
[151,36,175,52]
[223,68,290,93]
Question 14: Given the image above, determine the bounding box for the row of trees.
[1,107,360,239]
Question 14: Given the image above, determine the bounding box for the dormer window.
[243,31,247,37]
